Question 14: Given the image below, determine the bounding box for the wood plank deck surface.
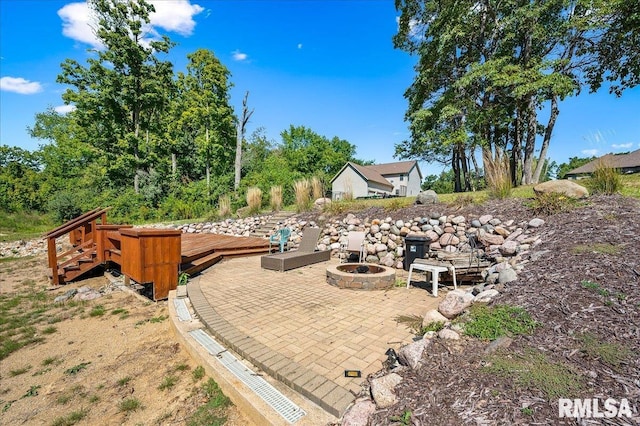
[180,233,270,263]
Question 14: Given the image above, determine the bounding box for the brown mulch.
[324,195,639,425]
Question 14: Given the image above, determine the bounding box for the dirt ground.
[0,257,248,426]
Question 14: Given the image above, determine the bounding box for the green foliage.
[89,305,105,317]
[9,365,32,377]
[187,378,231,426]
[47,190,83,223]
[588,162,622,195]
[192,366,205,382]
[390,410,413,425]
[578,333,631,367]
[117,376,132,387]
[178,273,190,286]
[460,305,538,340]
[555,156,596,179]
[158,375,178,391]
[65,362,91,375]
[118,397,143,413]
[526,192,580,216]
[484,349,583,399]
[50,409,89,426]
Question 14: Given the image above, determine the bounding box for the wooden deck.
[180,233,270,276]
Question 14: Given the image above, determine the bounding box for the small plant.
[293,179,311,212]
[192,365,205,382]
[527,192,578,216]
[484,349,582,399]
[175,363,190,372]
[484,151,512,199]
[578,333,631,367]
[150,315,168,323]
[50,408,88,426]
[42,325,57,335]
[65,362,91,375]
[118,397,143,413]
[218,195,231,218]
[448,194,476,209]
[187,378,231,426]
[9,365,32,377]
[57,394,72,405]
[421,321,445,334]
[42,356,61,366]
[521,407,534,416]
[89,305,105,317]
[22,385,41,398]
[460,304,538,340]
[89,395,100,404]
[581,279,600,291]
[111,308,128,315]
[178,272,190,286]
[589,160,622,195]
[269,185,283,211]
[390,409,412,425]
[394,314,424,335]
[572,243,621,255]
[158,375,178,391]
[117,376,132,387]
[246,186,263,214]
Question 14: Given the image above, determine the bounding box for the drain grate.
[189,329,306,424]
[174,298,192,321]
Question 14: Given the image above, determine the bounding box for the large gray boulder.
[533,179,589,199]
[416,190,438,205]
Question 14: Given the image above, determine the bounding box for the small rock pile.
[0,238,48,258]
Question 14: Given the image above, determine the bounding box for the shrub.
[589,160,622,195]
[526,192,579,215]
[246,187,262,214]
[460,304,538,340]
[48,191,83,223]
[269,186,282,211]
[484,150,512,199]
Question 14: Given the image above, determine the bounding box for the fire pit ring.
[326,263,396,290]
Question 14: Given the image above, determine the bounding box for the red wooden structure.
[45,209,270,300]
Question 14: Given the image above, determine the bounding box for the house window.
[395,189,400,195]
[399,175,404,181]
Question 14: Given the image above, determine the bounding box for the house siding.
[331,166,369,200]
[383,166,422,196]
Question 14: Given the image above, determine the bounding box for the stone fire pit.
[326,263,396,290]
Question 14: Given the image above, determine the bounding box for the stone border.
[326,263,396,290]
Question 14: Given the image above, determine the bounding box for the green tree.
[0,146,44,212]
[175,48,235,197]
[393,0,638,189]
[57,0,175,192]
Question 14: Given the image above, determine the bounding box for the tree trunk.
[205,127,211,197]
[532,95,559,183]
[234,91,254,191]
[510,109,523,186]
[171,153,177,177]
[522,97,537,185]
[452,150,462,192]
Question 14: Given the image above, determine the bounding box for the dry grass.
[588,160,622,195]
[217,195,231,218]
[311,176,323,200]
[269,186,282,212]
[246,187,262,214]
[293,179,311,212]
[483,149,512,199]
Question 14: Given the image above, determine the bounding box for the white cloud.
[581,149,599,156]
[612,143,633,149]
[297,43,303,49]
[232,50,248,61]
[58,2,102,48]
[58,1,203,47]
[150,1,204,36]
[0,76,43,94]
[54,104,77,114]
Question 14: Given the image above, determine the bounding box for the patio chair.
[261,227,331,272]
[268,227,291,253]
[341,231,366,263]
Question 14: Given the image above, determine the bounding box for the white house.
[330,160,423,200]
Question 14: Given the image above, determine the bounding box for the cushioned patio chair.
[268,227,291,253]
[261,227,331,272]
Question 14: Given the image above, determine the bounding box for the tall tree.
[57,0,175,192]
[234,91,254,191]
[394,0,638,188]
[176,48,235,197]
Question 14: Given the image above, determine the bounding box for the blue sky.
[1,0,639,177]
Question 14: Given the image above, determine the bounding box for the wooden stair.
[250,211,296,238]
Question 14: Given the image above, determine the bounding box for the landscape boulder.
[370,373,403,408]
[341,398,376,426]
[398,339,430,370]
[533,179,589,199]
[438,290,474,319]
[415,190,438,205]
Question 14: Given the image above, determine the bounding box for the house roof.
[567,149,640,175]
[347,162,394,189]
[330,160,422,190]
[368,160,422,179]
